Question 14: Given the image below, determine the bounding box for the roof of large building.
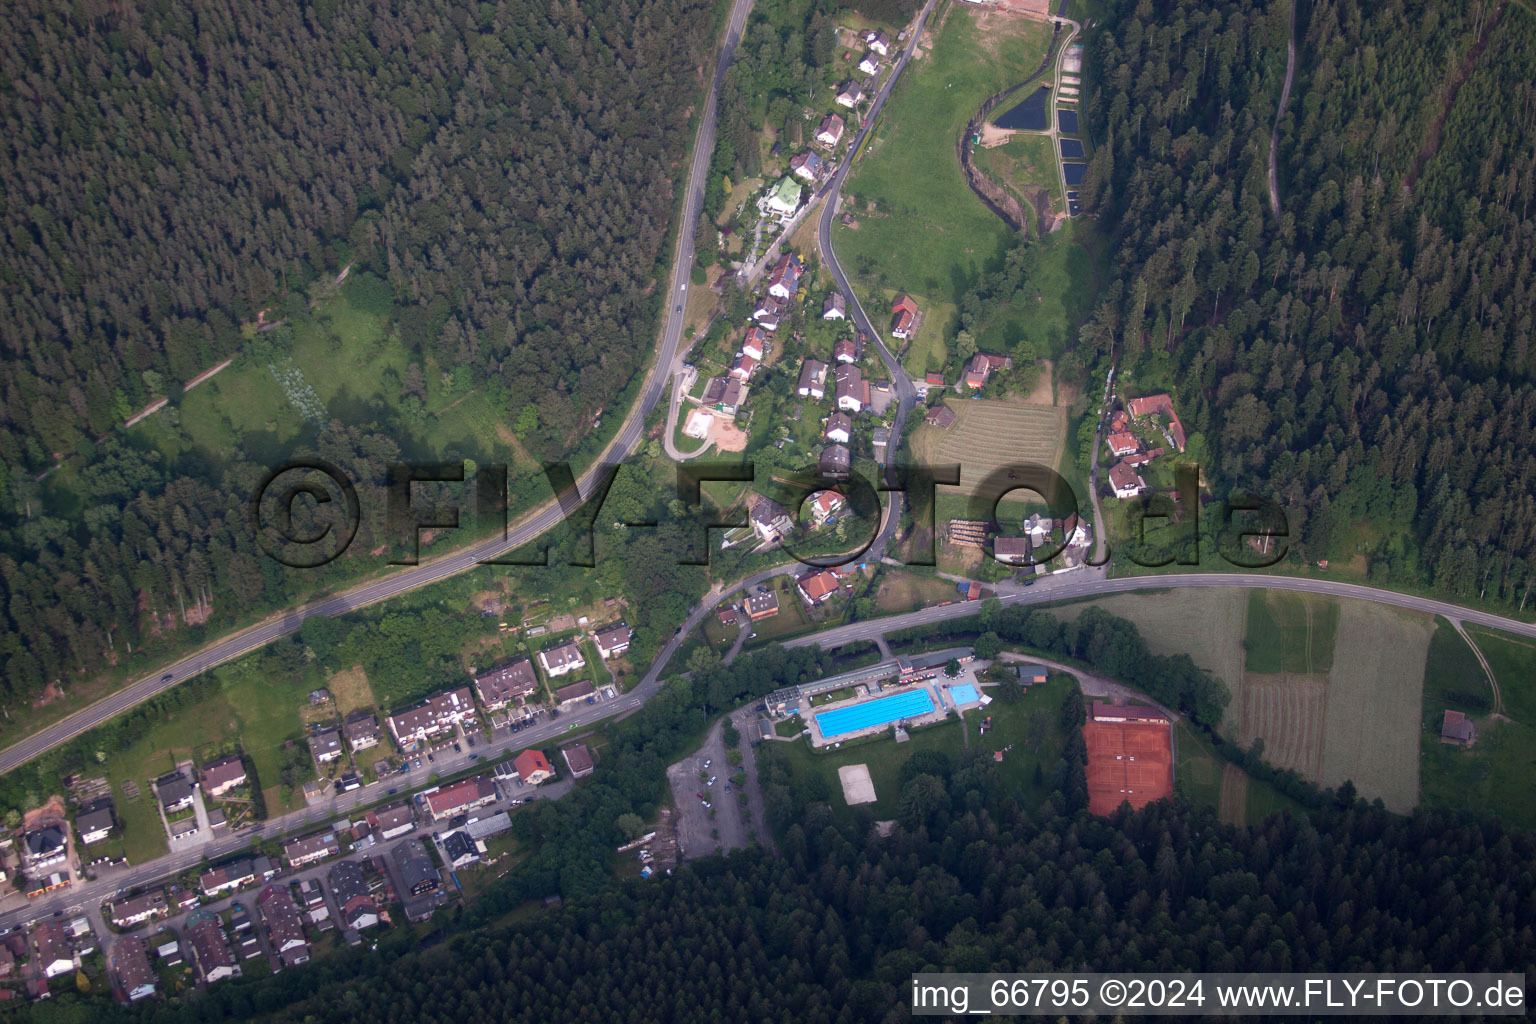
[424,775,497,818]
[113,934,155,994]
[474,658,539,704]
[1091,700,1168,723]
[514,748,553,779]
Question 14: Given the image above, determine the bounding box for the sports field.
[1317,602,1432,813]
[1083,720,1173,815]
[911,397,1067,505]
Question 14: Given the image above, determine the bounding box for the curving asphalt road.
[0,0,760,778]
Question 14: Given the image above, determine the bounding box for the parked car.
[707,776,716,786]
[426,754,435,763]
[453,743,462,753]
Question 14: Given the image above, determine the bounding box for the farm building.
[1441,710,1475,746]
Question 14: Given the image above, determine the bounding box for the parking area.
[665,719,747,861]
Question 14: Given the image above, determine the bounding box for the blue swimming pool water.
[816,689,935,737]
[950,683,979,704]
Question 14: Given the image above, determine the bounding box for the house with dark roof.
[1108,461,1146,498]
[328,861,380,931]
[750,498,793,544]
[747,591,780,620]
[109,891,167,929]
[256,885,308,966]
[342,710,380,751]
[719,378,749,413]
[185,910,240,984]
[835,80,864,108]
[819,443,852,479]
[283,830,339,869]
[538,639,586,679]
[76,799,116,845]
[33,920,74,978]
[24,824,68,870]
[593,623,632,659]
[924,404,956,429]
[111,934,156,1001]
[834,364,864,412]
[310,729,343,764]
[474,659,539,711]
[1016,664,1049,685]
[825,411,852,444]
[822,291,846,319]
[364,802,416,840]
[797,358,829,398]
[1441,710,1476,746]
[553,679,596,706]
[993,537,1032,565]
[514,748,555,785]
[201,754,247,797]
[561,743,595,779]
[864,28,891,55]
[156,771,196,812]
[391,841,441,898]
[442,831,480,869]
[701,376,727,405]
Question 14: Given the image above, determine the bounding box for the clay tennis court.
[1083,721,1173,815]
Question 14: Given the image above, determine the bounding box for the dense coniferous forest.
[1075,0,1536,601]
[0,0,713,706]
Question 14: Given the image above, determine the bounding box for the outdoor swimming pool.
[816,689,935,738]
[949,683,979,704]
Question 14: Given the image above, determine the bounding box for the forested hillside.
[1075,0,1536,604]
[0,0,712,705]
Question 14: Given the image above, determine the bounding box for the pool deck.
[806,681,949,748]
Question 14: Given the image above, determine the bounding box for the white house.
[1108,461,1146,498]
[824,411,852,444]
[815,113,845,148]
[538,639,586,678]
[858,53,881,76]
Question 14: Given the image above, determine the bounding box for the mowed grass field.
[911,397,1067,505]
[1317,601,1432,813]
[875,570,966,614]
[1244,590,1339,673]
[831,9,1052,309]
[974,131,1061,220]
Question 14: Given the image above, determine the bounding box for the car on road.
[675,304,682,312]
[470,753,480,761]
[386,789,398,796]
[427,753,435,762]
[161,674,173,682]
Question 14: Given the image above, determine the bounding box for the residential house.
[1108,461,1146,498]
[767,253,805,300]
[824,411,853,444]
[1127,393,1188,450]
[156,771,197,813]
[75,798,115,845]
[109,891,167,929]
[750,498,794,544]
[1106,431,1139,457]
[33,921,74,978]
[310,729,343,764]
[342,711,380,751]
[171,888,201,913]
[834,364,865,412]
[364,803,417,841]
[789,151,824,182]
[1441,710,1476,746]
[561,743,595,779]
[757,311,781,332]
[553,679,596,706]
[742,326,770,360]
[729,352,759,380]
[809,490,845,524]
[200,755,247,797]
[111,934,156,1001]
[924,405,956,429]
[815,113,845,147]
[1091,701,1169,724]
[0,945,13,979]
[762,176,802,221]
[819,443,852,479]
[993,537,1032,565]
[256,885,309,967]
[701,376,727,406]
[199,859,257,898]
[796,359,829,398]
[391,840,441,898]
[593,623,632,659]
[538,639,586,679]
[24,824,68,871]
[328,861,380,931]
[835,81,863,108]
[473,659,539,711]
[747,591,780,620]
[865,29,891,55]
[185,910,240,984]
[963,352,1011,388]
[752,295,785,321]
[858,52,881,75]
[822,292,846,320]
[283,830,340,869]
[514,748,555,786]
[833,335,862,363]
[386,687,479,747]
[924,371,945,389]
[1121,447,1164,468]
[719,379,749,414]
[797,569,841,606]
[891,295,919,340]
[424,776,498,821]
[442,832,480,870]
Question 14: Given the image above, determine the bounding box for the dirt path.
[1218,763,1248,825]
[1452,619,1503,714]
[1268,0,1298,219]
[1404,3,1506,191]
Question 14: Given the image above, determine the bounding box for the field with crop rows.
[912,398,1067,506]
